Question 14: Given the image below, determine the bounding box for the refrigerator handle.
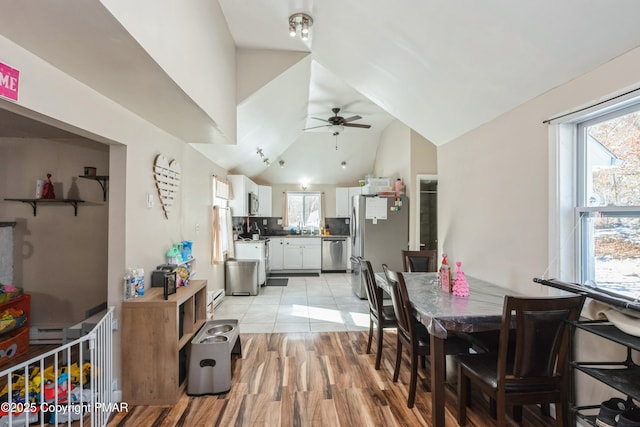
[350,206,356,243]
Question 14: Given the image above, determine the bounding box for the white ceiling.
[2,1,640,185]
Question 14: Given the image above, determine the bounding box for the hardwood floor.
[108,331,558,426]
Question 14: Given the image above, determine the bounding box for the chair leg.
[393,335,402,382]
[556,398,568,427]
[407,350,418,408]
[366,318,374,354]
[375,322,384,370]
[490,398,497,418]
[496,396,506,427]
[541,403,550,416]
[513,405,523,422]
[457,365,468,426]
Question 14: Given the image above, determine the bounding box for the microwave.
[248,192,259,216]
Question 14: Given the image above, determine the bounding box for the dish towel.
[585,299,640,337]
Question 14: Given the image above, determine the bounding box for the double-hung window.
[286,191,322,229]
[575,103,640,300]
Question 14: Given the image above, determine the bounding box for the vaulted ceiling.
[2,1,640,185]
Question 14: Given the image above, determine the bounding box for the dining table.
[375,271,518,427]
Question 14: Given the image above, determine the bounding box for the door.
[418,178,438,250]
[283,241,302,269]
[269,238,284,270]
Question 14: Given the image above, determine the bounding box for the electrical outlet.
[263,219,267,225]
[111,318,118,331]
[195,223,200,233]
[146,193,153,208]
[277,219,282,225]
[345,218,350,224]
[112,379,118,391]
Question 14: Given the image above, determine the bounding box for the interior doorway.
[415,175,437,251]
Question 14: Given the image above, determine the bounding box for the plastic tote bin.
[225,259,259,296]
[187,319,242,395]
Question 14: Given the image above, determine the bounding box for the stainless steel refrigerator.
[351,195,409,298]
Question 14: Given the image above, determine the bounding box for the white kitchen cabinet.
[335,187,349,217]
[275,237,322,270]
[228,175,258,216]
[258,185,272,217]
[302,242,322,269]
[335,186,362,218]
[268,237,284,270]
[234,240,267,286]
[283,241,303,269]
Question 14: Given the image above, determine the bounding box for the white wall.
[437,44,640,407]
[0,34,228,393]
[0,138,109,326]
[438,46,640,294]
[102,0,237,144]
[374,120,438,249]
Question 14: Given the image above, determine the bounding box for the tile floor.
[213,273,371,333]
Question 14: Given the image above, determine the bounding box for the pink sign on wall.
[0,61,20,102]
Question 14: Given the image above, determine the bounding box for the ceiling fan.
[304,107,372,133]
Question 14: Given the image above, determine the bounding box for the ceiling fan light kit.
[289,13,313,41]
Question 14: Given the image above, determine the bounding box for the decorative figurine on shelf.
[452,261,470,297]
[40,173,56,199]
[439,253,451,292]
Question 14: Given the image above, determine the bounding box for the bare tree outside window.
[579,107,640,300]
[286,192,322,230]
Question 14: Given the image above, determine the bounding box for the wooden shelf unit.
[122,279,207,405]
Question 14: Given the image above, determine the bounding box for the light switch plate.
[263,219,267,225]
[277,219,282,225]
[345,218,349,224]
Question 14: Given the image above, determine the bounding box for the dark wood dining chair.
[358,257,397,370]
[382,264,469,408]
[401,249,437,272]
[455,294,586,427]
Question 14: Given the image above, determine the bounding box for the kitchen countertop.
[264,234,350,238]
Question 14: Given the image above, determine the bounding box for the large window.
[286,192,322,229]
[576,103,640,300]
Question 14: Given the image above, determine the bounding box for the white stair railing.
[0,307,116,427]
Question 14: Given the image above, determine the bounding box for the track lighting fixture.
[288,13,313,41]
[256,147,270,166]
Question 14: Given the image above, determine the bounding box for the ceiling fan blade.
[341,115,362,123]
[303,124,330,131]
[311,117,330,122]
[343,123,371,129]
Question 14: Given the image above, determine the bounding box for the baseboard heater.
[30,327,65,344]
[208,289,225,315]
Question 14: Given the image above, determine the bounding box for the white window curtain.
[282,192,289,227]
[211,206,234,264]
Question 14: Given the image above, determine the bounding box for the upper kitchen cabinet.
[336,188,349,217]
[228,175,259,216]
[336,187,362,218]
[258,185,272,217]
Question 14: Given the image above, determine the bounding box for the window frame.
[285,191,322,229]
[572,102,640,300]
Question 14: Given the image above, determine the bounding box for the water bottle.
[123,268,133,300]
[137,268,145,297]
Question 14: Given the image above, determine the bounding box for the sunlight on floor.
[348,311,369,327]
[306,305,344,323]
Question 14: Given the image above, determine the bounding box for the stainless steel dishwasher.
[321,237,348,272]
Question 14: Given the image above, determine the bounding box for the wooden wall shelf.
[4,198,85,216]
[79,175,109,201]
